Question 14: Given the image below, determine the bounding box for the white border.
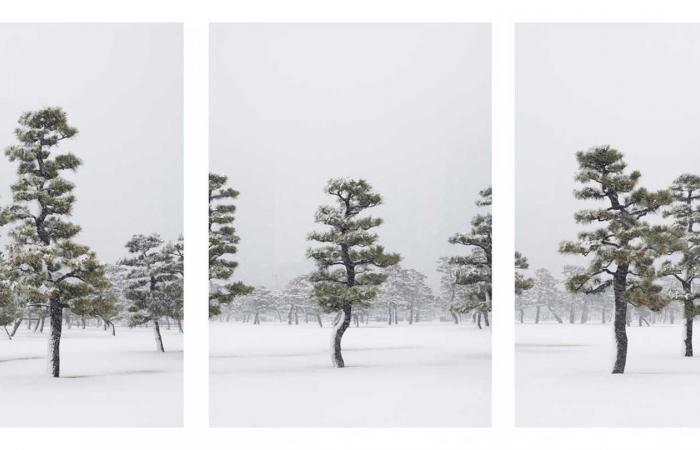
[4,1,700,449]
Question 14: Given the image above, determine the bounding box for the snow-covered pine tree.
[120,233,176,352]
[436,256,464,324]
[163,236,184,332]
[0,251,22,339]
[307,178,400,368]
[660,174,700,356]
[514,252,534,295]
[209,173,253,317]
[448,187,492,324]
[530,268,563,324]
[239,286,275,324]
[560,146,676,373]
[3,108,107,376]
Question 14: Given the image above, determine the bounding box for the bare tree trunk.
[316,313,323,328]
[10,318,22,337]
[4,326,12,340]
[450,309,459,324]
[330,305,352,368]
[253,311,260,325]
[476,311,482,329]
[48,300,63,378]
[581,299,589,324]
[519,308,524,324]
[535,306,541,324]
[612,267,628,374]
[569,304,575,324]
[483,311,490,327]
[177,318,183,333]
[153,320,165,352]
[547,305,563,324]
[684,298,694,357]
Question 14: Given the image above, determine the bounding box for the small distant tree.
[120,234,177,352]
[307,178,400,368]
[209,173,253,317]
[436,257,464,324]
[660,174,700,356]
[3,108,107,377]
[560,146,675,374]
[448,187,492,325]
[240,286,275,324]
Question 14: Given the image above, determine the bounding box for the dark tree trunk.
[177,318,183,333]
[153,320,165,352]
[316,313,323,328]
[331,305,352,368]
[48,300,63,378]
[10,318,22,337]
[612,267,629,374]
[483,311,490,327]
[519,308,524,324]
[684,298,694,357]
[476,311,482,329]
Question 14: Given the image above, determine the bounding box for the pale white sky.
[0,24,183,263]
[517,24,700,277]
[211,24,491,290]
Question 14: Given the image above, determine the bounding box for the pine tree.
[3,108,107,377]
[209,173,253,316]
[448,187,492,324]
[120,233,177,352]
[560,146,675,373]
[514,252,534,295]
[660,174,700,356]
[163,236,184,332]
[307,178,400,368]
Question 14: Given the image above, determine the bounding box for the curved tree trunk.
[316,313,323,328]
[330,305,352,368]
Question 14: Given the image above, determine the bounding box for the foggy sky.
[0,24,183,264]
[210,24,491,291]
[516,24,700,277]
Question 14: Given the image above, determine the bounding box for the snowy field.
[0,326,183,427]
[210,321,491,427]
[516,322,700,427]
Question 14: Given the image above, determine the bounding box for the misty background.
[210,23,491,291]
[516,24,700,276]
[0,24,183,264]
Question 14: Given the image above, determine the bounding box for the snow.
[210,320,491,426]
[0,325,183,426]
[516,322,700,426]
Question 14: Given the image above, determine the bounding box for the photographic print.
[516,24,700,426]
[0,24,183,426]
[209,23,491,427]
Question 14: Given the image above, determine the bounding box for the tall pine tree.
[560,146,675,373]
[209,173,252,316]
[660,174,700,356]
[3,108,106,377]
[307,178,400,368]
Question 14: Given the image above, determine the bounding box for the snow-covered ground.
[210,321,491,427]
[516,322,700,427]
[0,326,183,427]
